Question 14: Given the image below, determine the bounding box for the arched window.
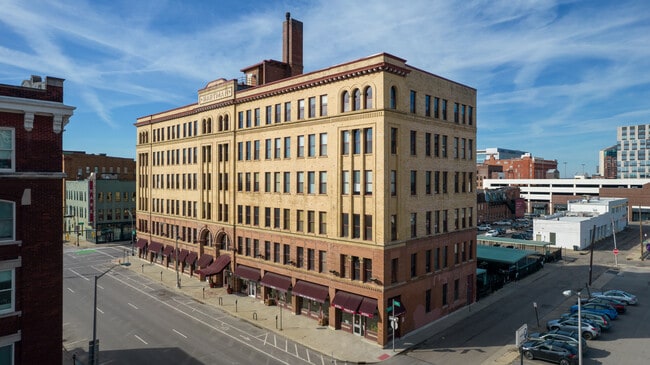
[353,89,361,111]
[364,87,373,109]
[224,115,229,131]
[207,118,212,133]
[342,91,350,112]
[390,86,397,109]
[218,116,223,132]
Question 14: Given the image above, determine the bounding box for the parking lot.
[512,265,650,365]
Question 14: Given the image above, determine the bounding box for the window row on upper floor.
[392,87,474,125]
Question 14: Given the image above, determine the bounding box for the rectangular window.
[307,248,315,270]
[284,172,290,193]
[284,137,291,158]
[410,253,417,277]
[0,200,15,241]
[246,109,252,128]
[296,171,304,193]
[468,106,474,125]
[391,258,398,283]
[307,171,316,194]
[307,210,315,233]
[352,129,361,154]
[275,103,282,123]
[274,208,281,228]
[342,171,350,195]
[274,172,281,192]
[266,105,272,125]
[410,130,417,155]
[341,213,349,237]
[390,170,396,196]
[283,208,290,230]
[297,247,304,268]
[410,213,417,238]
[351,256,360,280]
[364,128,373,154]
[274,138,281,159]
[364,214,372,240]
[390,128,398,154]
[454,279,460,301]
[265,139,272,159]
[410,90,416,113]
[319,250,327,273]
[319,171,327,194]
[435,247,440,270]
[320,95,328,116]
[297,135,305,157]
[442,283,448,305]
[0,268,15,314]
[254,108,260,126]
[308,134,316,157]
[425,95,431,116]
[308,97,316,118]
[352,170,361,195]
[454,102,459,123]
[274,242,280,263]
[426,210,432,235]
[284,102,291,122]
[352,214,361,238]
[425,249,432,272]
[319,211,327,235]
[425,289,432,312]
[364,170,373,195]
[443,245,448,267]
[319,133,328,156]
[410,170,417,195]
[390,215,397,240]
[425,171,432,195]
[442,99,448,120]
[434,97,440,118]
[296,210,304,232]
[298,99,305,120]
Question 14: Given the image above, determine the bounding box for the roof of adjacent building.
[477,245,537,264]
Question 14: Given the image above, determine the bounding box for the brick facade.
[0,75,74,364]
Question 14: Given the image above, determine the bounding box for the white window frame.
[0,127,15,172]
[0,331,20,365]
[0,200,15,242]
[0,267,16,315]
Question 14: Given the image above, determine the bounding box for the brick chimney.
[282,12,303,76]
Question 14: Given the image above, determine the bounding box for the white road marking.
[66,338,88,346]
[173,329,187,338]
[67,288,75,293]
[134,334,148,345]
[240,335,250,341]
[69,268,90,281]
[128,303,138,310]
[97,284,104,290]
[97,308,104,314]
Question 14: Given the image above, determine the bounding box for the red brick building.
[0,75,75,364]
[483,153,558,179]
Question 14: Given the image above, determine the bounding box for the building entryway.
[353,314,364,336]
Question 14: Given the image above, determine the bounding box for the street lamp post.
[563,290,582,365]
[89,262,130,365]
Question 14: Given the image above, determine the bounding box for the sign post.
[516,323,528,365]
[387,299,401,352]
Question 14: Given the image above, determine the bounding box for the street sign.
[390,318,398,330]
[613,248,619,255]
[515,324,528,347]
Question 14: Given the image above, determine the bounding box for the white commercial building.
[533,197,627,250]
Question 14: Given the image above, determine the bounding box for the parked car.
[529,330,587,353]
[546,318,600,340]
[561,311,611,331]
[484,229,500,237]
[494,220,512,225]
[591,289,638,305]
[520,339,578,365]
[587,297,626,313]
[570,302,618,320]
[477,224,491,231]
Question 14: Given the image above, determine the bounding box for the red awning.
[136,239,148,249]
[332,291,363,314]
[260,272,292,292]
[197,254,213,268]
[177,249,189,263]
[358,297,378,318]
[196,255,230,277]
[234,265,261,281]
[292,281,329,303]
[162,245,174,257]
[148,241,163,253]
[185,251,198,266]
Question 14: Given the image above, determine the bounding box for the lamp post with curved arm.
[563,290,582,365]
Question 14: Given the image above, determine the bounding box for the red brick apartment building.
[135,14,477,346]
[483,153,558,179]
[0,75,75,364]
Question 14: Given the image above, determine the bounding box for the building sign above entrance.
[198,84,234,105]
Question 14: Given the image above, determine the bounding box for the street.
[63,245,327,365]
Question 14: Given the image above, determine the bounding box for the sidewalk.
[63,238,647,364]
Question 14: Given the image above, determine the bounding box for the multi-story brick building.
[483,153,558,179]
[62,151,136,243]
[135,14,477,346]
[598,145,617,179]
[0,75,74,364]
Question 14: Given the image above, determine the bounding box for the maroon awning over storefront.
[197,254,213,268]
[148,241,163,253]
[185,252,198,266]
[162,245,174,258]
[196,255,230,277]
[136,239,148,249]
[177,249,189,263]
[331,291,363,314]
[260,272,292,292]
[358,297,378,318]
[234,265,261,281]
[292,281,329,303]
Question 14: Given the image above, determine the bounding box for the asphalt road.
[63,245,328,365]
[382,224,650,365]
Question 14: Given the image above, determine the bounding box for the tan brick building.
[135,14,477,346]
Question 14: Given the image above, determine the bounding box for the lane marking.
[97,285,104,290]
[240,335,250,341]
[69,268,90,281]
[67,288,75,293]
[97,308,104,314]
[135,335,148,345]
[128,303,138,310]
[173,329,188,339]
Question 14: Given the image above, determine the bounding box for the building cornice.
[0,95,75,134]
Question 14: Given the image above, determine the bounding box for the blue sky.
[2,0,650,177]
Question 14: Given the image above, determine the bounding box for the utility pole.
[640,207,645,261]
